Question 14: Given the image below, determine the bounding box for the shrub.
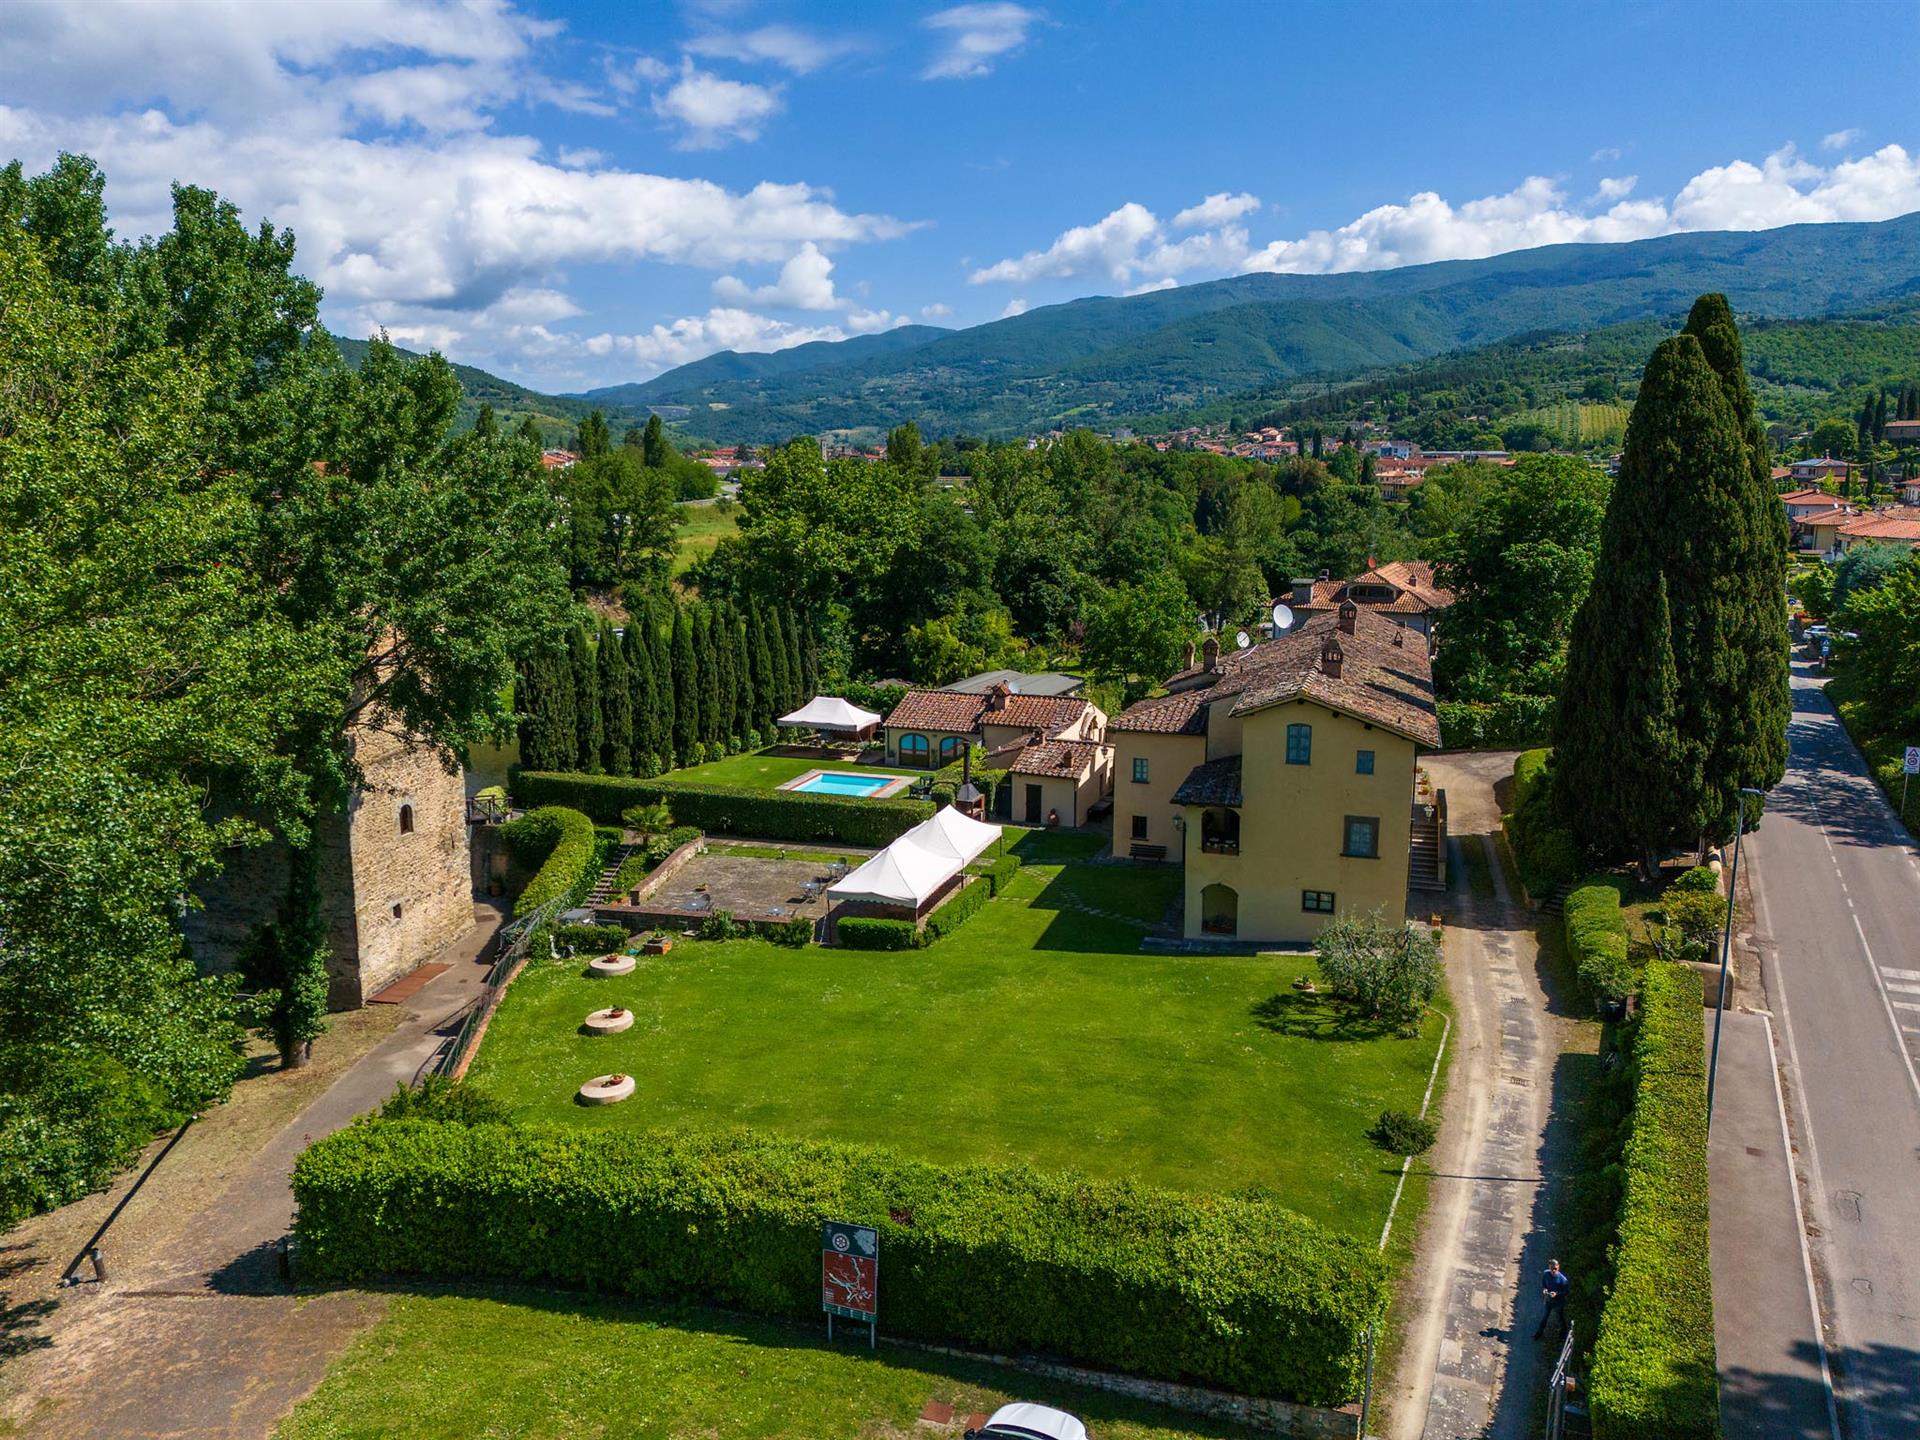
[1669,865,1720,894]
[1314,912,1442,1030]
[292,1122,1388,1405]
[698,908,743,941]
[515,772,933,847]
[756,916,814,947]
[1437,693,1554,749]
[1588,962,1718,1439]
[1504,748,1581,897]
[1658,889,1728,961]
[838,917,920,950]
[555,923,628,954]
[1369,1109,1438,1156]
[968,852,1022,896]
[923,877,990,943]
[0,1046,173,1229]
[376,1076,513,1127]
[499,806,597,917]
[1564,879,1631,1008]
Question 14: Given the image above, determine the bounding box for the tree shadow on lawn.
[318,1277,1265,1438]
[1248,991,1402,1042]
[0,1245,56,1358]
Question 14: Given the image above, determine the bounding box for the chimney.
[1366,553,1376,571]
[1182,640,1197,669]
[986,681,1011,713]
[1320,635,1345,679]
[1392,624,1405,648]
[1338,599,1358,635]
[1291,577,1314,607]
[1201,636,1221,672]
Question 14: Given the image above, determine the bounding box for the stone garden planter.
[588,953,635,977]
[583,1006,634,1035]
[577,1073,636,1105]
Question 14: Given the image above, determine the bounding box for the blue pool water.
[792,771,896,797]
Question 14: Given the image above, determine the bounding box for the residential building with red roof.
[881,681,1112,825]
[1286,559,1455,638]
[1836,508,1920,552]
[1108,604,1442,944]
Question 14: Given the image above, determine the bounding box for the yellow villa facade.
[1110,605,1442,945]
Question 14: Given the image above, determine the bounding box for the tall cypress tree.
[546,644,576,772]
[598,618,633,774]
[799,612,819,698]
[783,606,807,708]
[624,622,656,775]
[1679,295,1791,819]
[670,605,699,764]
[1555,328,1755,867]
[713,603,740,745]
[693,608,722,748]
[733,609,757,744]
[747,598,776,735]
[570,624,602,773]
[648,609,675,769]
[767,605,794,719]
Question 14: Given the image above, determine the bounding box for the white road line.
[1378,1011,1451,1254]
[1764,1014,1844,1440]
[1880,968,1920,983]
[1890,1000,1920,1014]
[1883,982,1920,997]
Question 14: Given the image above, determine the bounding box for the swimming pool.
[784,769,911,798]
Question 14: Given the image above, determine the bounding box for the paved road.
[1748,661,1920,1438]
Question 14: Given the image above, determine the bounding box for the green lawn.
[275,1289,1260,1440]
[467,856,1444,1236]
[658,749,919,788]
[672,501,740,576]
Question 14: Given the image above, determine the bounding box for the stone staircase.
[1408,805,1446,892]
[586,843,638,906]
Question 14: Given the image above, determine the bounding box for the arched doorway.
[1200,883,1238,936]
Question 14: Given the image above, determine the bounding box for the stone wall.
[335,725,474,1006]
[183,721,475,1009]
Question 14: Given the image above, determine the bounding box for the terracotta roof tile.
[990,694,1088,734]
[1000,737,1106,779]
[883,690,987,731]
[1171,755,1243,806]
[1109,690,1207,735]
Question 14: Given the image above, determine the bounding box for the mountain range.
[585,213,1920,442]
[353,214,1920,444]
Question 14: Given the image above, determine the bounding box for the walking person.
[1533,1258,1571,1343]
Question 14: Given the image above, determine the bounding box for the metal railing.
[1545,1324,1580,1440]
[432,892,570,1079]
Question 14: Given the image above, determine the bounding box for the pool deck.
[777,767,916,799]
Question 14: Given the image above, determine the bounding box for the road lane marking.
[1890,1000,1920,1013]
[1880,969,1920,982]
[1883,982,1920,997]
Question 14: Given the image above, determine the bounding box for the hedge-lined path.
[1381,752,1598,1440]
[0,902,506,1440]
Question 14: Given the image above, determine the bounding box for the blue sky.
[3,0,1917,392]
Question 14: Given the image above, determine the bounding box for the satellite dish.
[1234,630,1251,649]
[1271,603,1296,632]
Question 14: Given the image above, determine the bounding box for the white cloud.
[713,241,842,309]
[970,202,1159,283]
[974,144,1920,292]
[652,60,782,148]
[1591,145,1622,163]
[687,24,861,73]
[920,301,952,319]
[1000,297,1028,318]
[1172,191,1260,229]
[1822,128,1863,152]
[555,145,604,168]
[923,3,1043,79]
[1125,277,1178,295]
[581,304,906,379]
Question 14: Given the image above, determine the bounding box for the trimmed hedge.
[1504,748,1580,898]
[968,852,1022,896]
[1589,962,1719,1439]
[291,1121,1388,1404]
[838,917,919,950]
[555,923,629,953]
[1565,879,1631,1009]
[1437,692,1553,750]
[499,806,597,918]
[515,771,933,847]
[923,876,990,942]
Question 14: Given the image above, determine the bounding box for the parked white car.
[968,1403,1089,1440]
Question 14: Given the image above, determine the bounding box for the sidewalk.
[1,902,507,1440]
[1706,1008,1836,1440]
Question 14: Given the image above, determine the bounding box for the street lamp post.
[1706,785,1767,1134]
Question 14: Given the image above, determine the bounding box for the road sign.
[1905,746,1920,777]
[822,1221,877,1345]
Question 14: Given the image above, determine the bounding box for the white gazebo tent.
[904,805,1002,866]
[827,836,958,909]
[777,695,882,741]
[826,807,1003,927]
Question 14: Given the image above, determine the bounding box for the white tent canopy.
[828,836,958,907]
[905,805,1002,866]
[827,808,1003,908]
[778,695,882,732]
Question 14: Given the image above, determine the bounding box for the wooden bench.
[1129,842,1168,861]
